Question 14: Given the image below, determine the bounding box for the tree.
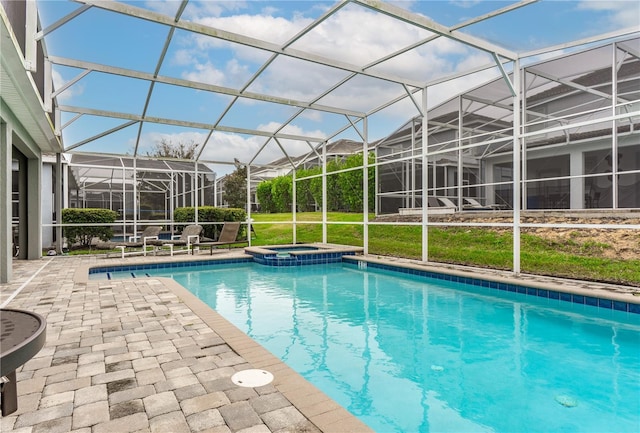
[223,164,247,209]
[146,138,198,159]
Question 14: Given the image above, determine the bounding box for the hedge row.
[174,206,247,240]
[62,208,117,247]
[257,152,375,213]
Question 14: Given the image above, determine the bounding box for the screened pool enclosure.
[376,38,640,214]
[2,0,639,282]
[63,154,217,237]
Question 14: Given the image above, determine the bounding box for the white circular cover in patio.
[231,369,274,388]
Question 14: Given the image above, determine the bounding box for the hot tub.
[244,243,362,266]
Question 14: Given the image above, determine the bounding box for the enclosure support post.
[457,96,463,212]
[55,153,63,254]
[363,117,369,255]
[169,172,174,236]
[133,158,138,236]
[611,43,618,209]
[292,170,297,245]
[409,122,415,208]
[182,172,187,208]
[121,163,126,241]
[374,145,379,216]
[322,141,327,244]
[522,68,528,210]
[214,175,218,207]
[200,171,205,209]
[421,88,429,263]
[194,162,199,225]
[246,164,252,247]
[512,59,522,274]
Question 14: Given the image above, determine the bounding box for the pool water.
[129,262,639,432]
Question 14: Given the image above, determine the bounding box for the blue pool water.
[103,262,640,432]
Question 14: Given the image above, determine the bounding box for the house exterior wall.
[1,1,60,281]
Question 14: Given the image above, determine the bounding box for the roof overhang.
[0,9,60,154]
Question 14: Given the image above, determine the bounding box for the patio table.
[0,308,46,416]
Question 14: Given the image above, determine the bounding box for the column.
[0,122,12,282]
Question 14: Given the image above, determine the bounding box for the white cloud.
[449,0,482,9]
[181,61,226,86]
[296,5,435,67]
[577,1,640,29]
[168,2,512,145]
[139,122,326,169]
[172,49,194,66]
[257,122,326,139]
[52,69,83,103]
[177,4,462,106]
[186,1,249,19]
[244,56,350,101]
[195,14,312,45]
[143,0,182,17]
[251,122,327,164]
[300,110,323,122]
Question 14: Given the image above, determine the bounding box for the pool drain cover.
[231,369,274,388]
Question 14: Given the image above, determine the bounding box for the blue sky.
[36,0,639,174]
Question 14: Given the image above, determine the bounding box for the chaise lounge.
[193,222,246,255]
[148,224,204,255]
[94,225,163,258]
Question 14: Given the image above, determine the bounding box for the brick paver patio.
[1,253,372,433]
[2,251,638,433]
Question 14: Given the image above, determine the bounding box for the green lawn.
[251,212,640,286]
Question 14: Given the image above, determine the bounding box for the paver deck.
[0,252,371,433]
[1,250,638,433]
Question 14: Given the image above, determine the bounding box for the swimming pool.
[94,260,640,432]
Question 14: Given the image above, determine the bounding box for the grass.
[251,212,640,287]
[60,212,639,287]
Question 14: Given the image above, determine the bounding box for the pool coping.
[344,256,640,309]
[244,243,364,256]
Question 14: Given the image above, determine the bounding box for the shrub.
[62,208,117,248]
[295,167,319,212]
[256,180,275,213]
[174,206,247,240]
[254,152,374,213]
[271,176,293,213]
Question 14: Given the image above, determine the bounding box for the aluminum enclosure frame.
[18,0,640,276]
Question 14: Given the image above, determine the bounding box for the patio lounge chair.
[194,222,247,255]
[426,196,455,214]
[94,225,163,258]
[463,197,505,210]
[149,224,203,255]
